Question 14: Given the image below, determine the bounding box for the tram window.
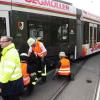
[29,23,44,40]
[83,22,89,44]
[0,17,6,36]
[94,27,97,43]
[58,24,68,41]
[97,25,100,42]
[90,27,93,47]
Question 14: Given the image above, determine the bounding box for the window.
[0,17,6,36]
[94,27,97,43]
[90,26,93,47]
[83,22,89,44]
[29,23,44,40]
[97,25,100,42]
[58,24,68,41]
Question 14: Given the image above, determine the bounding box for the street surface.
[56,54,100,100]
[0,54,100,100]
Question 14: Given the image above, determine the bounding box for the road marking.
[96,80,100,100]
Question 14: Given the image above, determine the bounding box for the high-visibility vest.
[32,41,42,57]
[58,58,71,76]
[0,43,22,83]
[21,62,30,86]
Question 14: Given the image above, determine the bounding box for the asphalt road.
[56,54,100,100]
[0,55,92,100]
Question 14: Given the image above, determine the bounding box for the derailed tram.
[0,0,100,68]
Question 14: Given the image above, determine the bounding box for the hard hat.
[27,38,36,47]
[20,53,28,61]
[59,51,66,57]
[20,53,28,57]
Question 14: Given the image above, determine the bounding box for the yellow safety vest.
[0,43,22,83]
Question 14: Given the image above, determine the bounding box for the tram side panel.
[8,10,77,67]
[74,9,83,59]
[67,19,76,60]
[9,10,29,53]
[6,10,100,62]
[8,10,100,66]
[76,9,100,58]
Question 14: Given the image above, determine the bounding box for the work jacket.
[57,58,71,76]
[21,62,30,86]
[0,43,24,95]
[32,41,42,57]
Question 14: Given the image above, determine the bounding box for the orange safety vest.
[32,41,42,57]
[57,58,71,76]
[21,62,30,86]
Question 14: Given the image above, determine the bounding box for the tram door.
[89,23,97,48]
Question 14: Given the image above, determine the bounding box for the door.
[89,23,97,48]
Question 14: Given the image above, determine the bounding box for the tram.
[0,0,100,65]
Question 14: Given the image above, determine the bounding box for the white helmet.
[27,38,36,47]
[59,51,66,57]
[20,53,28,57]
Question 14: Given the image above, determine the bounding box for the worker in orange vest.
[27,37,47,82]
[20,53,35,95]
[56,51,74,80]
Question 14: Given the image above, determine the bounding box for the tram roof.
[0,0,100,22]
[0,0,76,17]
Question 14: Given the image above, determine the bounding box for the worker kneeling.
[20,53,36,95]
[56,52,74,80]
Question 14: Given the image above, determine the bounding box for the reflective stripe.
[15,67,21,71]
[58,70,70,73]
[31,72,36,76]
[35,77,38,81]
[11,73,22,79]
[41,65,46,76]
[23,77,30,81]
[23,76,30,86]
[38,71,42,73]
[0,75,4,79]
[4,68,14,73]
[32,82,36,85]
[59,68,70,71]
[4,61,16,67]
[41,74,46,76]
[4,67,21,73]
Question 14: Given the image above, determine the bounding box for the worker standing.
[0,36,24,100]
[27,37,47,82]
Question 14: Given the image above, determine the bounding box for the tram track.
[21,56,90,100]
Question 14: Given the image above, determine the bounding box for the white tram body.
[0,0,100,62]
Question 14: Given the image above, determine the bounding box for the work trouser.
[2,95,20,100]
[28,53,46,80]
[36,56,46,78]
